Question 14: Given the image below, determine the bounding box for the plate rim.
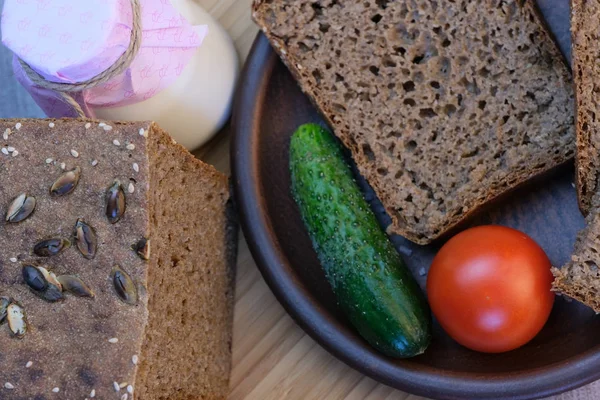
[230,32,600,400]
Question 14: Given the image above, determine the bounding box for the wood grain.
[192,0,599,398]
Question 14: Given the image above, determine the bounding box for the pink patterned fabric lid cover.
[1,0,208,117]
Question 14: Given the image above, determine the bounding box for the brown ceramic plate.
[231,2,600,399]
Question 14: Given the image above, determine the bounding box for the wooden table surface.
[194,0,600,398]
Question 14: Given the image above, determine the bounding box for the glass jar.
[1,0,239,150]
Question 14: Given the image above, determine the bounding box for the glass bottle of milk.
[2,0,239,150]
[95,0,239,150]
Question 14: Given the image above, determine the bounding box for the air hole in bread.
[403,81,415,92]
[343,91,356,101]
[398,4,409,18]
[376,0,389,9]
[311,2,323,16]
[371,14,382,23]
[481,34,489,46]
[298,42,310,52]
[418,182,434,199]
[362,144,376,161]
[584,261,599,271]
[461,147,479,158]
[405,140,417,152]
[439,57,451,76]
[312,69,323,84]
[530,30,542,47]
[393,46,407,56]
[412,54,425,64]
[319,23,330,33]
[369,66,380,76]
[331,103,347,113]
[382,56,396,68]
[444,104,457,117]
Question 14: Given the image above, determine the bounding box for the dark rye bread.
[0,119,236,399]
[253,0,575,244]
[572,0,600,214]
[553,194,600,312]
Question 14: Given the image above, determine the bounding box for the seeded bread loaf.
[0,119,236,399]
[553,193,600,312]
[253,0,575,244]
[572,0,600,214]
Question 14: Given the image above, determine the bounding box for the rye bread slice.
[572,0,600,214]
[553,193,600,313]
[253,0,575,244]
[0,119,236,399]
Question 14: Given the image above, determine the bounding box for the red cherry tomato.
[426,225,554,353]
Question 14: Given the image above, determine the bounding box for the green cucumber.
[289,123,431,358]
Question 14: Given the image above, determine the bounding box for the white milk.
[94,0,239,150]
